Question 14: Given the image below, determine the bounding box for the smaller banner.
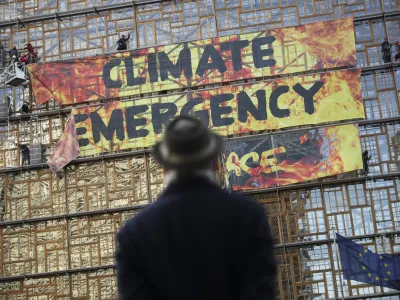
[222,124,362,190]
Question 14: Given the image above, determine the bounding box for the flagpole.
[332,226,345,300]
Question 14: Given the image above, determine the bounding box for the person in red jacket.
[19,42,37,64]
[24,42,34,53]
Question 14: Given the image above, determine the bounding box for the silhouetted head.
[153,115,223,173]
[121,35,125,38]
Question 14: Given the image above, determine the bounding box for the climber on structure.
[19,42,37,64]
[117,33,130,51]
[5,96,13,116]
[382,37,392,63]
[20,101,30,114]
[395,41,400,61]
[6,45,19,64]
[362,150,372,175]
[0,42,4,67]
[41,145,47,163]
[20,144,30,166]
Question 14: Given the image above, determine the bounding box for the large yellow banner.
[47,68,363,171]
[29,18,356,105]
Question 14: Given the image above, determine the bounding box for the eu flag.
[336,233,400,290]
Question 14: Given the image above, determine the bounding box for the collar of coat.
[163,169,217,189]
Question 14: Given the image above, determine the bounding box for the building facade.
[0,0,400,299]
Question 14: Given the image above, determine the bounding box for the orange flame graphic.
[230,124,363,191]
[300,134,308,144]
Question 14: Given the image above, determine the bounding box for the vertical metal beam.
[332,227,345,300]
[144,152,152,203]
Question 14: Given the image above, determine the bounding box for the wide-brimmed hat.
[153,115,223,170]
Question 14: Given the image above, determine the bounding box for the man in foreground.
[116,115,277,300]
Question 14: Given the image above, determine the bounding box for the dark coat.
[7,48,18,58]
[116,176,277,300]
[382,41,391,54]
[117,34,130,51]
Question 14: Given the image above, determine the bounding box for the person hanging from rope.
[362,150,372,175]
[0,42,4,67]
[117,33,130,51]
[394,41,400,62]
[19,144,30,166]
[41,144,46,163]
[6,45,19,65]
[5,95,13,116]
[19,42,37,64]
[391,129,400,171]
[382,37,392,63]
[20,101,30,114]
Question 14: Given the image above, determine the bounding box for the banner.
[47,68,363,172]
[222,124,362,191]
[48,115,79,172]
[29,18,356,105]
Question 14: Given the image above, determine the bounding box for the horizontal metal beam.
[240,170,400,196]
[1,111,400,175]
[353,10,400,21]
[1,170,400,226]
[3,108,71,122]
[0,203,146,226]
[227,114,400,144]
[277,230,400,249]
[1,230,399,283]
[328,291,400,300]
[0,4,399,30]
[361,61,399,73]
[0,148,151,174]
[0,0,169,28]
[0,264,116,282]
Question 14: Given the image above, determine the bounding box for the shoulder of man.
[117,196,169,241]
[226,191,267,218]
[118,183,267,239]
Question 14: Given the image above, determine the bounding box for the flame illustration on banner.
[29,18,356,105]
[222,124,363,190]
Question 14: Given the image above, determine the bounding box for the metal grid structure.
[0,0,400,299]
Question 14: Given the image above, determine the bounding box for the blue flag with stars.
[336,233,400,290]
